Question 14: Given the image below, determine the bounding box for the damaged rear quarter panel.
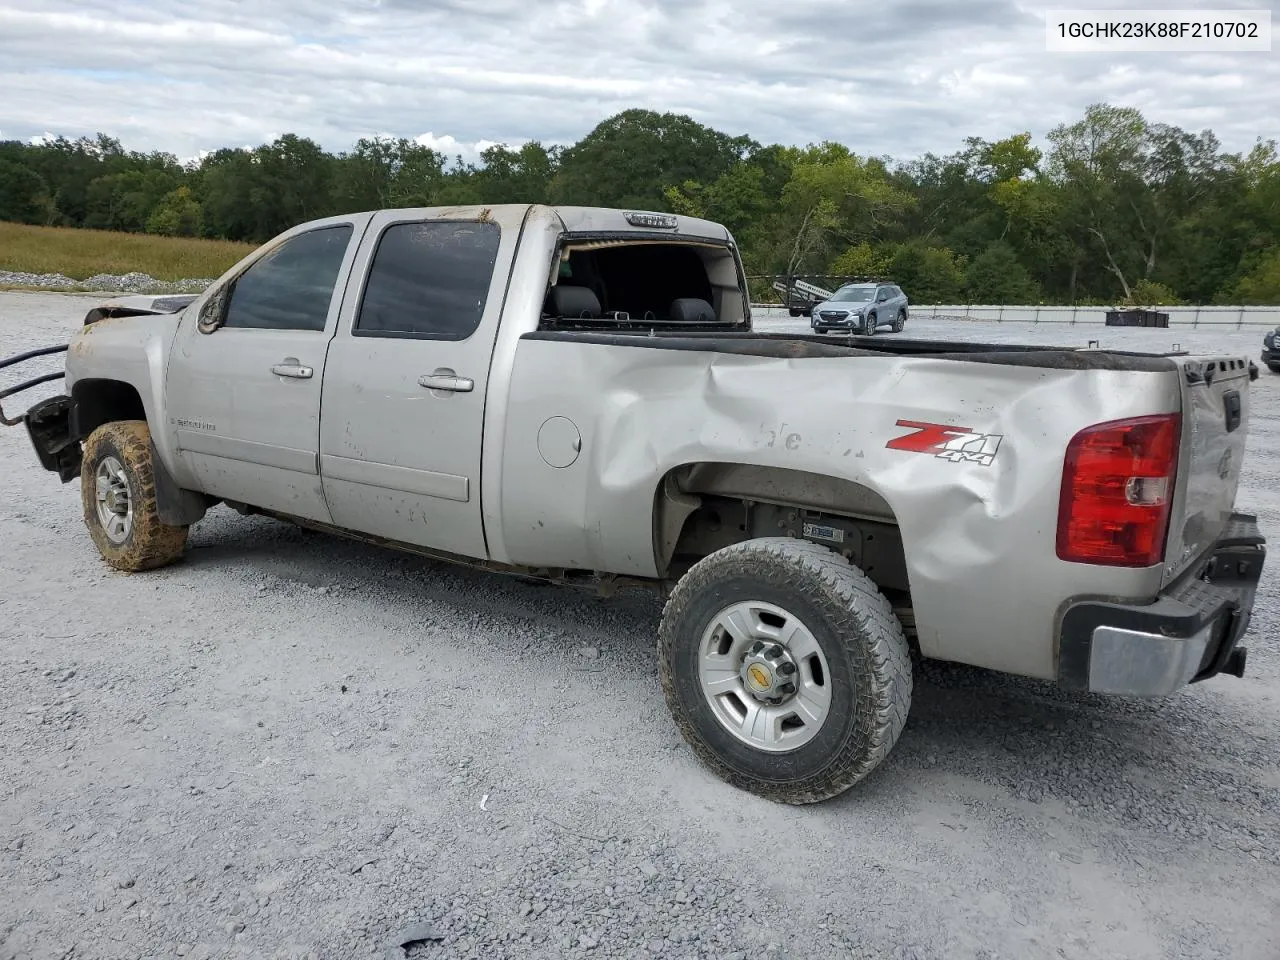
[499,338,1181,680]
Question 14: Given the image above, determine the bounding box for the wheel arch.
[651,461,913,610]
[70,378,147,440]
[70,378,211,526]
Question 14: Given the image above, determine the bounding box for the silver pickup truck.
[4,204,1267,805]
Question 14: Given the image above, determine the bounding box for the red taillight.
[1056,414,1181,567]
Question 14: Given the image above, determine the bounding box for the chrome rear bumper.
[1058,514,1265,696]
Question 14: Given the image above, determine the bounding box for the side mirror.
[197,284,230,334]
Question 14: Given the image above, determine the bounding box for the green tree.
[472,141,557,203]
[194,148,260,241]
[0,103,1275,305]
[1124,278,1183,306]
[662,143,794,269]
[772,143,914,275]
[1045,103,1227,301]
[551,109,753,209]
[331,137,448,211]
[196,135,337,242]
[388,142,448,206]
[1046,104,1149,300]
[0,159,49,223]
[1234,250,1280,304]
[964,241,1040,302]
[84,169,180,232]
[147,186,203,236]
[885,241,966,303]
[828,242,889,277]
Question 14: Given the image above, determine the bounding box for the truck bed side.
[495,333,1185,681]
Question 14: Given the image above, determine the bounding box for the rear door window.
[354,220,501,340]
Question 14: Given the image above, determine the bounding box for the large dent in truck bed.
[500,337,1185,680]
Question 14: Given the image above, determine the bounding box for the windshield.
[831,285,875,302]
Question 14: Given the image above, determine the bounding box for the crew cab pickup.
[6,204,1267,804]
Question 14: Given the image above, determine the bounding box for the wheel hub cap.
[697,600,833,753]
[94,456,134,544]
[740,642,798,703]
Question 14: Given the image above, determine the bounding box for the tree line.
[1,103,1277,305]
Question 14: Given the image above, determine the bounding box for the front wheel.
[80,420,188,572]
[863,312,877,335]
[1268,363,1280,374]
[658,538,913,804]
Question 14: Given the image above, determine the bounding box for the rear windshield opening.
[540,238,748,330]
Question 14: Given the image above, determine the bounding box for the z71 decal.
[886,420,1003,466]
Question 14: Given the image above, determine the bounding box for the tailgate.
[1162,356,1252,586]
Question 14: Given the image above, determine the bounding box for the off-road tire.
[658,537,913,804]
[893,309,906,333]
[80,420,188,572]
[863,312,877,335]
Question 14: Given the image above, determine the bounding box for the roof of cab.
[341,203,732,243]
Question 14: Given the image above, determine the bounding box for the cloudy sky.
[0,0,1276,164]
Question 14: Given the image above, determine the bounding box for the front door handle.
[271,358,314,379]
[418,373,474,393]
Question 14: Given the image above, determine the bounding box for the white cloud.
[0,0,1274,165]
[412,131,461,154]
[408,132,530,162]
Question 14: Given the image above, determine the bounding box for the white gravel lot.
[2,292,1278,960]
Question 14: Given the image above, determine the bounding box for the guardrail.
[750,303,1280,327]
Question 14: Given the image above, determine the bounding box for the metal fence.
[750,303,1280,328]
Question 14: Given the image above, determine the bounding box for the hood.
[83,293,198,326]
[815,299,869,313]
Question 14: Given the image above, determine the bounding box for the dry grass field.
[0,221,256,282]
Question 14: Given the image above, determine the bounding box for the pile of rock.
[0,270,212,294]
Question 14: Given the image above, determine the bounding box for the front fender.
[67,311,191,488]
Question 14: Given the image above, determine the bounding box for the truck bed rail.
[0,344,68,426]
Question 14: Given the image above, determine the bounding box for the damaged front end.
[2,346,79,482]
[2,294,197,479]
[0,343,80,480]
[0,343,67,426]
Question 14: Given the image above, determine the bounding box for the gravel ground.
[2,292,1278,960]
[0,272,213,295]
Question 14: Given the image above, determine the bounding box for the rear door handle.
[271,359,313,379]
[418,373,474,393]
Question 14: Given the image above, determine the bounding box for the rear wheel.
[893,309,906,333]
[1268,363,1280,374]
[658,537,913,804]
[80,420,188,572]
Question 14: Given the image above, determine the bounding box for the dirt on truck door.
[317,208,523,560]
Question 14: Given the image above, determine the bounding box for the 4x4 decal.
[886,419,1003,466]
